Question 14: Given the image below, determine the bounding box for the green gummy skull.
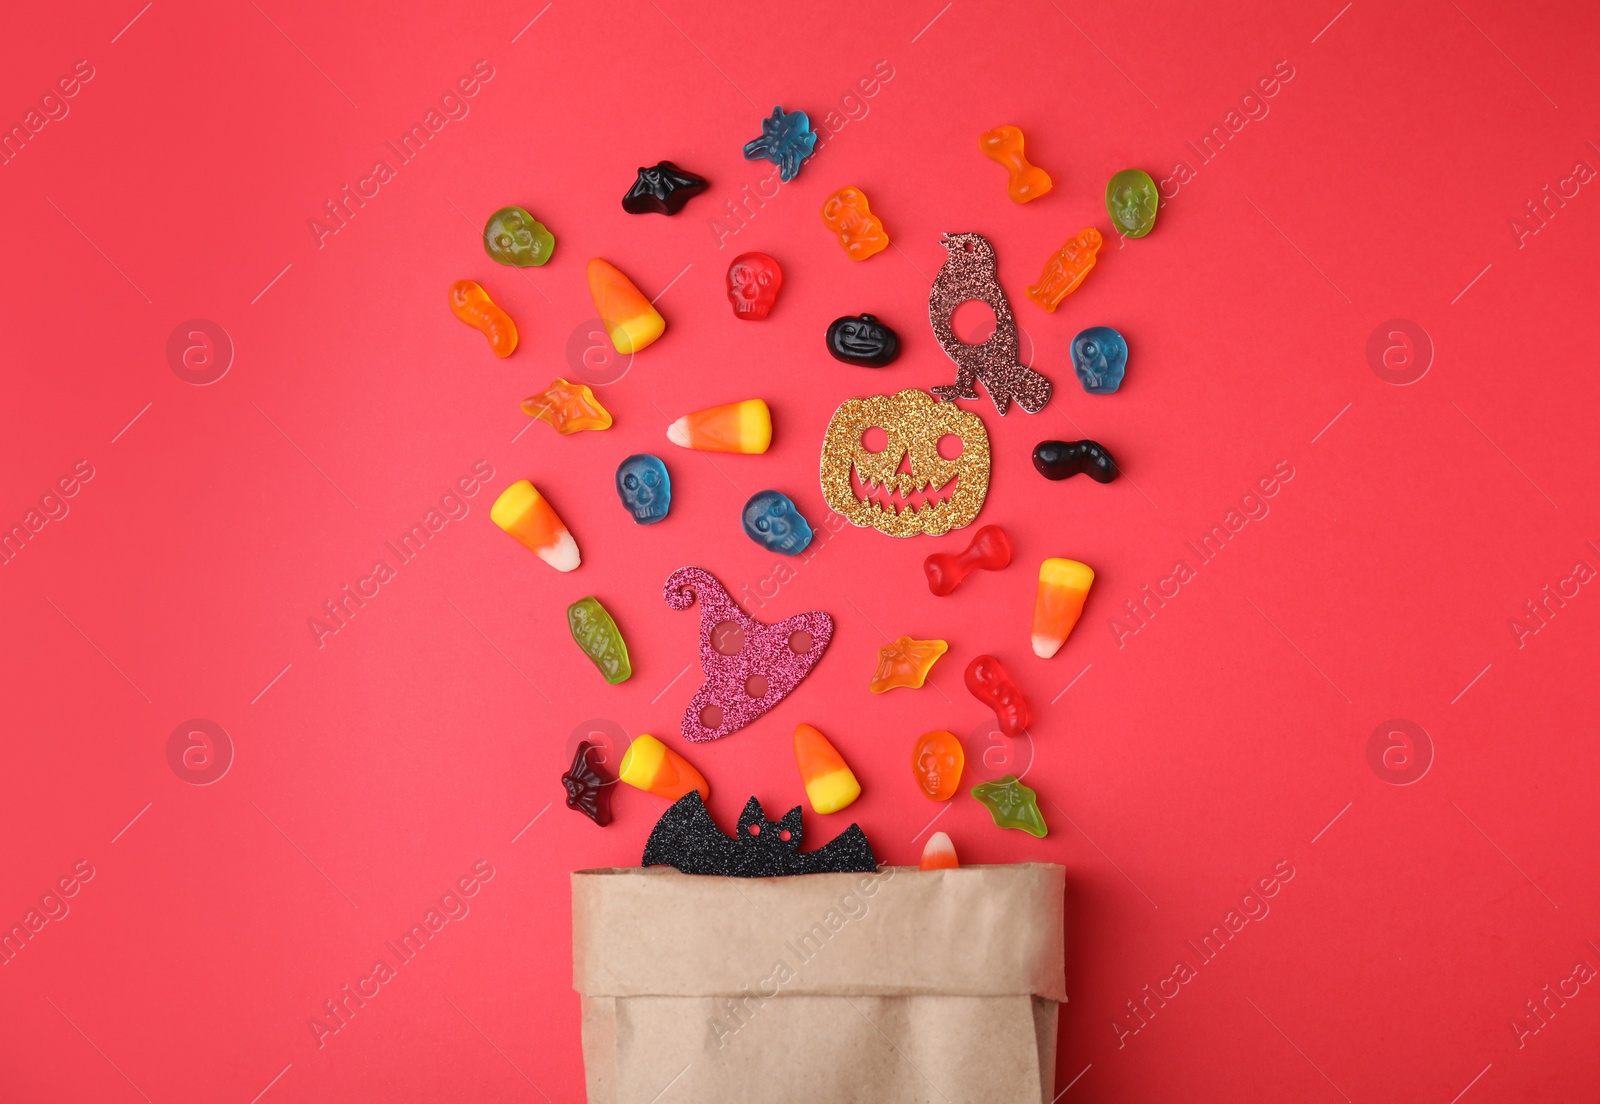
[1105,170,1159,239]
[484,205,555,267]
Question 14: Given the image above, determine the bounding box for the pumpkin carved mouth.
[819,389,990,538]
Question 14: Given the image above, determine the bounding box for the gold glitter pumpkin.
[819,389,990,537]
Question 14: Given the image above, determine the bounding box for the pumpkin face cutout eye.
[818,388,991,538]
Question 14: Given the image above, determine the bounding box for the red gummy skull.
[726,252,783,320]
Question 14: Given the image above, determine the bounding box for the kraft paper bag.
[571,863,1066,1104]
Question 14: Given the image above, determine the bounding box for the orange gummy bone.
[449,279,518,357]
[979,125,1053,203]
[586,258,665,354]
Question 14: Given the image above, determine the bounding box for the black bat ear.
[735,796,766,837]
[776,805,804,846]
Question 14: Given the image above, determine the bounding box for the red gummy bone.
[923,524,1012,596]
[964,654,1031,737]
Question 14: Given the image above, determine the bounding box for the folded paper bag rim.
[571,863,1066,1002]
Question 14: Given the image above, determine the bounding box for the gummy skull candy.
[482,205,555,267]
[741,490,813,555]
[819,388,991,537]
[615,454,671,524]
[726,252,783,320]
[911,729,964,800]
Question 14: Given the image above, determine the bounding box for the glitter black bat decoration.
[642,791,876,877]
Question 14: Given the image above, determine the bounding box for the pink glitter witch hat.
[662,566,834,742]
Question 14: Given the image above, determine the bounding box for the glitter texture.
[928,231,1053,415]
[641,791,877,877]
[819,388,990,538]
[662,566,833,742]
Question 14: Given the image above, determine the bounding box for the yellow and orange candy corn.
[586,258,665,354]
[618,733,710,802]
[666,399,771,454]
[1032,557,1093,658]
[449,279,518,358]
[920,831,959,871]
[792,723,861,814]
[490,480,580,572]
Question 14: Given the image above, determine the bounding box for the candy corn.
[618,734,710,801]
[792,723,861,814]
[586,258,665,354]
[490,480,580,572]
[920,831,959,871]
[1031,557,1093,658]
[666,399,772,454]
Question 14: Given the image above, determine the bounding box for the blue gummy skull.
[616,454,671,524]
[742,106,817,182]
[1070,326,1128,394]
[741,490,813,556]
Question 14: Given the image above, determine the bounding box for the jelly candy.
[616,454,671,524]
[742,106,817,181]
[979,125,1052,204]
[972,775,1047,837]
[929,233,1052,415]
[1106,169,1159,238]
[793,723,861,814]
[482,206,554,267]
[618,733,710,801]
[521,377,612,434]
[664,566,833,742]
[667,399,771,454]
[562,741,613,826]
[920,831,959,870]
[448,279,517,358]
[622,160,708,215]
[820,389,991,538]
[825,313,899,367]
[870,635,948,693]
[726,252,783,320]
[923,524,1011,596]
[643,792,876,877]
[965,654,1030,737]
[1033,558,1093,658]
[1070,326,1128,394]
[742,490,813,555]
[820,186,889,260]
[491,480,579,571]
[911,729,964,801]
[586,258,665,354]
[567,596,631,684]
[1026,228,1103,312]
[1033,439,1118,483]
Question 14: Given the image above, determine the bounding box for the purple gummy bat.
[662,566,833,742]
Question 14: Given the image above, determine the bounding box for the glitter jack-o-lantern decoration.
[819,388,990,537]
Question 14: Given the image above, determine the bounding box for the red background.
[3,1,1598,1100]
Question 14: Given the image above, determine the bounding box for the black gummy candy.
[1033,440,1119,484]
[622,160,709,216]
[825,313,900,367]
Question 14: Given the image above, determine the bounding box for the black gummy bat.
[622,160,709,216]
[642,791,877,877]
[1033,439,1119,484]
